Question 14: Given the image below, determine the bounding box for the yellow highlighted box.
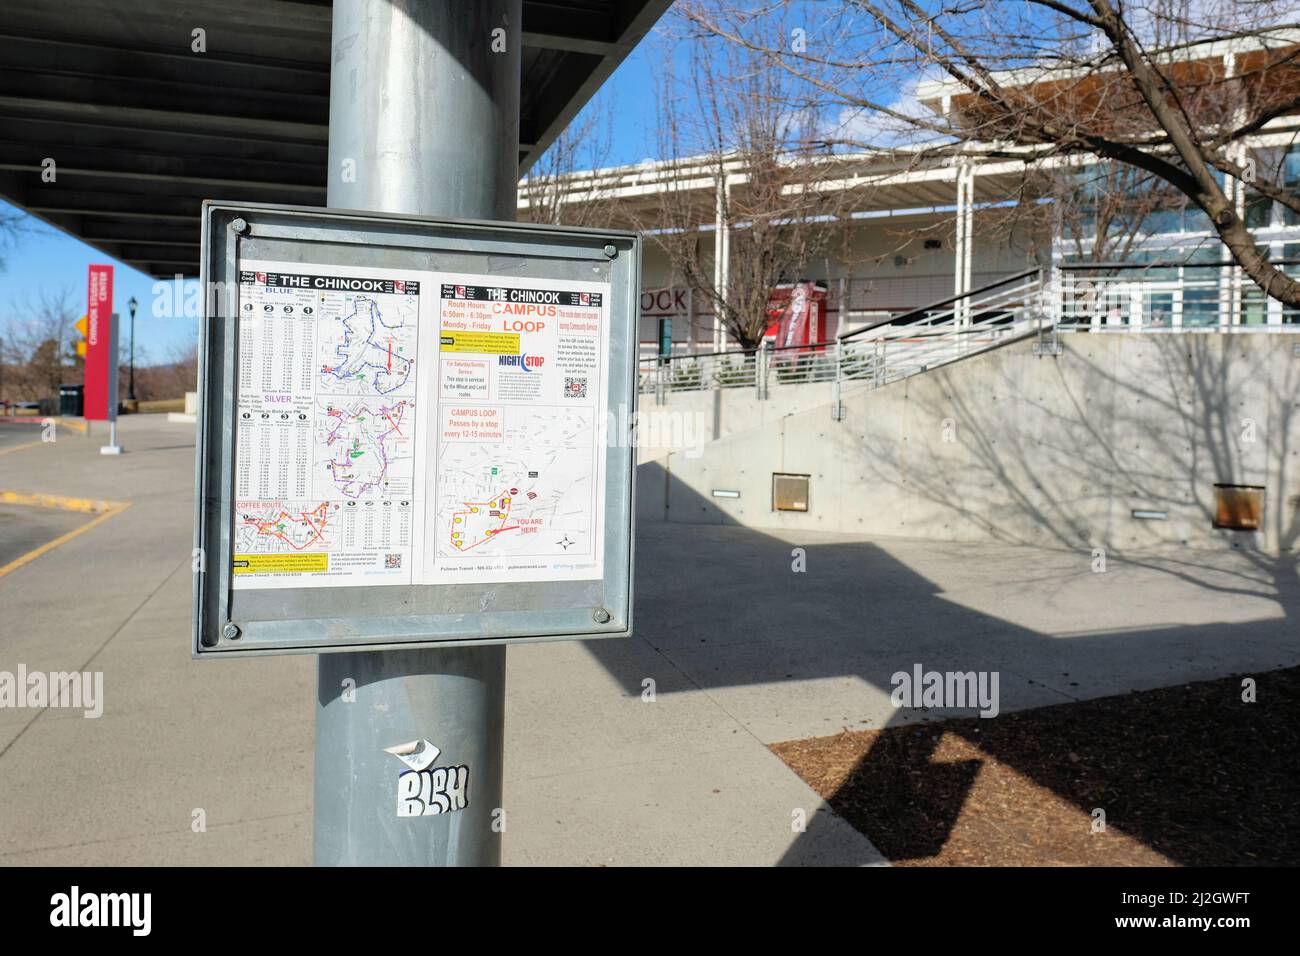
[233,553,329,574]
[439,330,519,354]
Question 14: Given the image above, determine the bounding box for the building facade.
[516,35,1300,362]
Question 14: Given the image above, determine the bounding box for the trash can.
[59,383,84,417]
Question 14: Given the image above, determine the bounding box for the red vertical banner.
[765,281,828,354]
[84,264,116,420]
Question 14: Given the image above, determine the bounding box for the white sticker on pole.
[387,740,470,818]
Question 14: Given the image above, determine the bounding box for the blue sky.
[0,214,199,367]
[597,30,677,167]
[0,25,681,367]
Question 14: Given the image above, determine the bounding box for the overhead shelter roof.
[522,150,1050,230]
[0,0,671,277]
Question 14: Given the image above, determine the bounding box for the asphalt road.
[0,420,90,568]
[0,420,42,450]
[0,501,88,569]
[0,418,104,567]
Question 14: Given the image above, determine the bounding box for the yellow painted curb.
[0,440,43,458]
[0,491,132,579]
[0,490,127,514]
[0,418,89,454]
[52,417,89,435]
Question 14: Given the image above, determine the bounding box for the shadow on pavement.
[586,462,1300,865]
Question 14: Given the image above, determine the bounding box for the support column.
[1222,51,1244,329]
[314,0,521,867]
[713,171,730,351]
[687,286,697,355]
[962,167,974,313]
[836,275,847,338]
[953,161,974,328]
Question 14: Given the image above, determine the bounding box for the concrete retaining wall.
[634,378,837,462]
[637,333,1300,554]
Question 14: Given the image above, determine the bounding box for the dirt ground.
[772,668,1299,866]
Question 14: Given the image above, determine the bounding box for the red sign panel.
[84,264,116,420]
[765,281,828,353]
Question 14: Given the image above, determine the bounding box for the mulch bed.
[772,667,1299,865]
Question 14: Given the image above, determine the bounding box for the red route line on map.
[242,502,331,551]
[449,489,516,551]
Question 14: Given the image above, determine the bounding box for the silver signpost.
[193,1,638,866]
[99,313,121,456]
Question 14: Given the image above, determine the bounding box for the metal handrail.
[1059,258,1300,272]
[638,269,1047,398]
[641,271,1040,370]
[767,339,834,355]
[650,345,760,364]
[838,267,1042,341]
[841,282,1038,346]
[637,262,1300,405]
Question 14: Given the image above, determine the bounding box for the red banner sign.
[765,281,828,353]
[84,264,116,420]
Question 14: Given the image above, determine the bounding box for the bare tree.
[0,201,25,272]
[631,9,860,350]
[684,0,1300,307]
[0,285,80,402]
[520,96,619,227]
[131,340,199,403]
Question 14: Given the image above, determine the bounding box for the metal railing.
[1056,259,1300,330]
[637,260,1300,405]
[638,346,760,397]
[639,269,1048,402]
[839,268,1042,342]
[837,268,1045,387]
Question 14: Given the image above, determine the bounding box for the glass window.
[1282,242,1300,323]
[1245,192,1273,229]
[1147,207,1185,235]
[1283,148,1300,226]
[1181,248,1223,326]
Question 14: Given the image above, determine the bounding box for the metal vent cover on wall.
[1213,484,1264,531]
[772,473,810,512]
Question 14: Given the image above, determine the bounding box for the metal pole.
[127,302,136,402]
[99,312,122,455]
[832,338,843,420]
[315,0,520,867]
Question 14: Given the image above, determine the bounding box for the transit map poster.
[229,260,611,590]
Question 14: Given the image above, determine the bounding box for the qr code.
[385,553,402,569]
[564,376,588,398]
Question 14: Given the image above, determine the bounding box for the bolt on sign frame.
[194,201,639,657]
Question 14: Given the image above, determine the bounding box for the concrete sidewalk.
[0,417,314,864]
[2,415,1296,865]
[0,416,878,865]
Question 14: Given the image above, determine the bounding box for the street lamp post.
[127,295,137,402]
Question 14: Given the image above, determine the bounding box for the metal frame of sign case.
[194,201,639,657]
